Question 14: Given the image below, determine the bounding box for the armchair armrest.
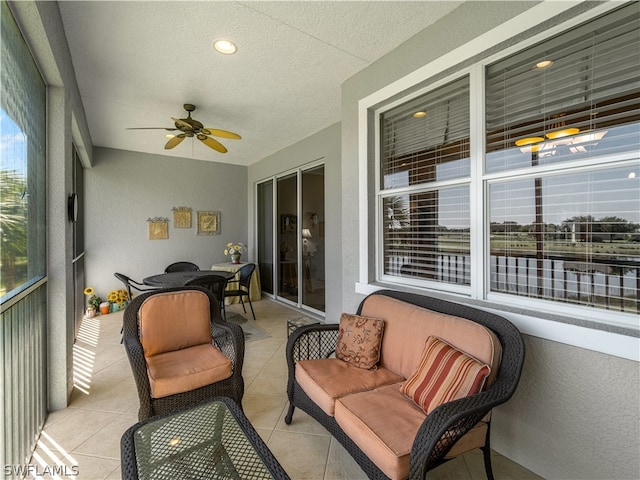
[211,321,245,375]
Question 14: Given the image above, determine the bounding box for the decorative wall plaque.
[172,206,192,228]
[147,217,169,240]
[197,211,221,236]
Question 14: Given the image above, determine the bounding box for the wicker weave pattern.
[123,286,245,421]
[285,290,525,480]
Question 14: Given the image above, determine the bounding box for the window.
[376,3,639,321]
[0,1,47,302]
[379,77,471,288]
[485,4,639,314]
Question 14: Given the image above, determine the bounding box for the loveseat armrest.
[285,324,338,400]
[409,361,524,479]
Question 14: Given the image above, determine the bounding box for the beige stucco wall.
[84,147,248,297]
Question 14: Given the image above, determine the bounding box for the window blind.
[485,3,640,173]
[380,76,470,190]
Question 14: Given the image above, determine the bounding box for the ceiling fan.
[127,103,241,153]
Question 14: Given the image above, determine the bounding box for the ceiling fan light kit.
[127,104,241,153]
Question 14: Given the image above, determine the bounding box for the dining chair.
[164,261,200,273]
[185,274,229,321]
[114,272,160,342]
[223,263,257,320]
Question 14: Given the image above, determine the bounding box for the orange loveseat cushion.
[139,290,212,357]
[334,383,424,480]
[145,343,232,398]
[296,358,404,416]
[359,295,502,387]
[334,383,489,480]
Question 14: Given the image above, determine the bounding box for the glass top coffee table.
[121,397,289,480]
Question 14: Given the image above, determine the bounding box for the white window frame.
[356,1,639,361]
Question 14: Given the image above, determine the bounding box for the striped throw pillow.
[401,336,491,414]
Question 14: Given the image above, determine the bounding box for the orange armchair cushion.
[139,290,212,357]
[146,343,232,398]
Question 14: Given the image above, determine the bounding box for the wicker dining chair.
[164,261,200,273]
[122,286,245,420]
[223,263,257,320]
[114,272,159,342]
[185,274,229,321]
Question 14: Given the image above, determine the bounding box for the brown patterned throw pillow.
[336,313,385,370]
[401,336,491,414]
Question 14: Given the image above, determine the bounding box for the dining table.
[143,270,236,287]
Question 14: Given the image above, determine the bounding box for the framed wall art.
[197,211,221,236]
[147,217,169,240]
[172,206,192,228]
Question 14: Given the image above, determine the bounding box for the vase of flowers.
[224,242,246,264]
[108,289,129,312]
[84,287,102,318]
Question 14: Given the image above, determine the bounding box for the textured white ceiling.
[58,1,462,165]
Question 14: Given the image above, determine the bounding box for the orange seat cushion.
[335,383,488,480]
[146,343,232,398]
[296,358,404,416]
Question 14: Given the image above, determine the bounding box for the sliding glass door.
[301,166,325,311]
[277,174,298,303]
[257,164,325,313]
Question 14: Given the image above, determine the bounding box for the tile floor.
[30,298,542,479]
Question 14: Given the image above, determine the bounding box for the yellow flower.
[83,287,95,296]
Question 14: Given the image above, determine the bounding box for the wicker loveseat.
[285,290,525,480]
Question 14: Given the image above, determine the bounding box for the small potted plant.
[83,287,102,318]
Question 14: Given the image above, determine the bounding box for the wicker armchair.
[285,290,525,480]
[123,286,245,421]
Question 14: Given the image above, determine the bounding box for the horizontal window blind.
[380,76,470,190]
[486,3,640,173]
[383,186,470,286]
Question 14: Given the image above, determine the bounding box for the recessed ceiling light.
[413,111,427,118]
[536,60,553,69]
[214,39,237,55]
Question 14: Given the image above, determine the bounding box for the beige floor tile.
[91,358,135,385]
[425,455,473,480]
[276,403,331,437]
[324,437,368,480]
[39,408,120,454]
[266,430,331,479]
[68,380,138,414]
[74,412,138,460]
[242,393,288,430]
[464,450,543,480]
[72,453,120,480]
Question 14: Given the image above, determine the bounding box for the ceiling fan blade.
[202,128,241,140]
[126,127,177,131]
[171,117,193,129]
[197,134,228,153]
[165,133,186,149]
